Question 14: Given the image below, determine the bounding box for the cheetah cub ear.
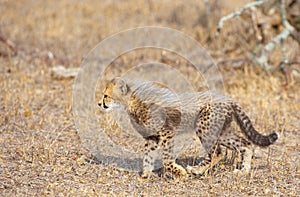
[112,77,129,95]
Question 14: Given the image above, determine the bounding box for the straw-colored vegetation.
[1,0,299,196]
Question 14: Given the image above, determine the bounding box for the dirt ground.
[1,0,299,196]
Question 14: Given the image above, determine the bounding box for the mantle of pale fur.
[124,79,233,112]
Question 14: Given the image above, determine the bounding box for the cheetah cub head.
[98,77,129,112]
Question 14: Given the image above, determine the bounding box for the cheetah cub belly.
[98,77,278,178]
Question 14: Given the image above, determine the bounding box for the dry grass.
[0,0,299,196]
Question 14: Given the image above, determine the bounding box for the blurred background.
[0,0,299,196]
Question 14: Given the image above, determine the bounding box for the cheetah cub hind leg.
[219,133,253,175]
[233,146,253,175]
[186,151,225,176]
[186,144,225,176]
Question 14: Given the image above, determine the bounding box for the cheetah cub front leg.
[141,138,159,178]
[141,131,188,178]
[161,130,187,177]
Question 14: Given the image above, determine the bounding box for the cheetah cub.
[98,77,278,178]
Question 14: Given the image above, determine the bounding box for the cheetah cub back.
[98,77,279,178]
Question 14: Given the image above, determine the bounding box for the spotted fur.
[98,77,278,177]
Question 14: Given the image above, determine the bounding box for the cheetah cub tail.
[232,103,279,147]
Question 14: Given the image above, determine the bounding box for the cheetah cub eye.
[98,94,120,112]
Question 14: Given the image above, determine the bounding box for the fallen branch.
[217,0,297,72]
[216,0,268,34]
[0,31,17,55]
[255,0,295,71]
[217,58,251,68]
[51,65,80,79]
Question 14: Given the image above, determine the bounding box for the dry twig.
[217,0,297,72]
[255,0,295,71]
[217,0,268,34]
[0,31,17,55]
